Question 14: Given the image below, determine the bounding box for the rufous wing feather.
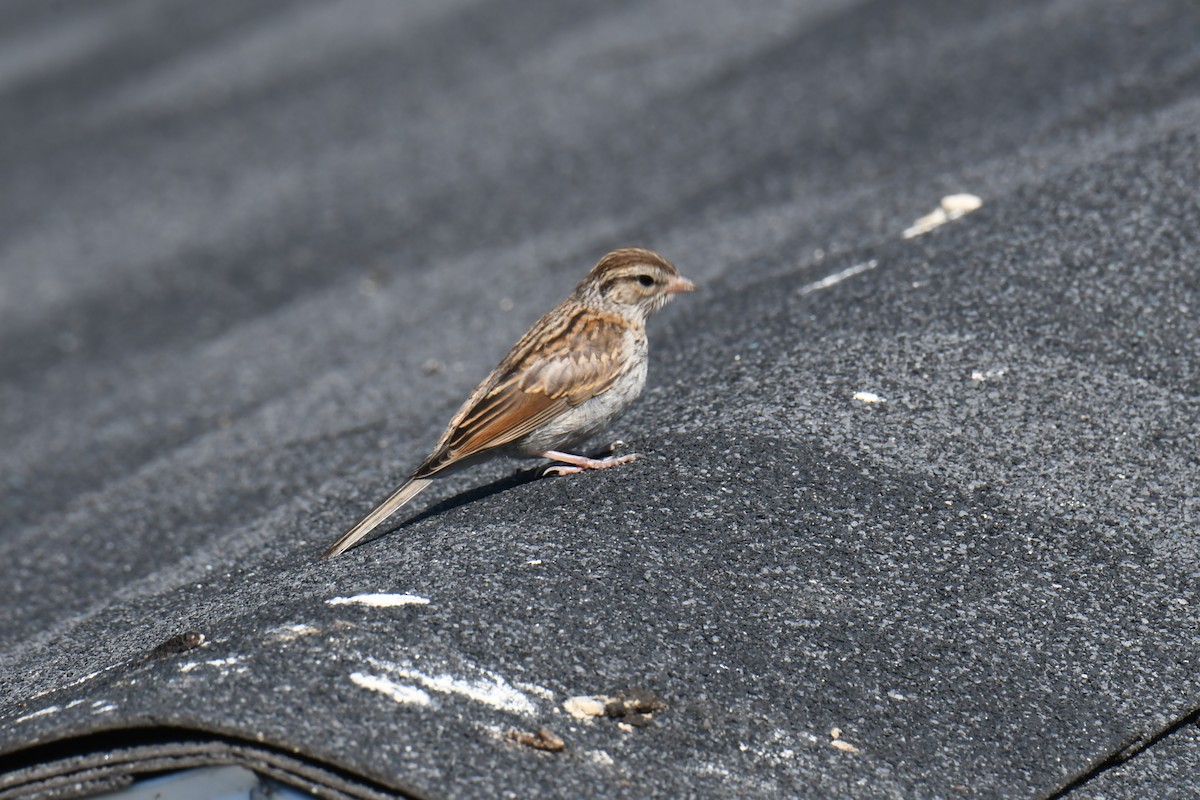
[414,306,630,478]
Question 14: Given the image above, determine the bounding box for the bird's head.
[579,248,695,321]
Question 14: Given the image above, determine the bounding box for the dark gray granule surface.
[2,1,1199,798]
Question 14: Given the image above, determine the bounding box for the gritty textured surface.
[2,1,1199,798]
[1074,721,1200,800]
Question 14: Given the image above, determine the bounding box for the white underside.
[512,337,647,456]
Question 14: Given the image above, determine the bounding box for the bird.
[322,248,695,559]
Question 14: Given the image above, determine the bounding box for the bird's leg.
[540,448,639,477]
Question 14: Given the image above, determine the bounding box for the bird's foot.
[541,464,583,477]
[540,449,639,477]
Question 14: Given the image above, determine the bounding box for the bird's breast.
[513,335,648,456]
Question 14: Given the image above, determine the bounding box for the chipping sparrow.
[322,248,695,559]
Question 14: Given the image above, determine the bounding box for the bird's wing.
[413,306,630,478]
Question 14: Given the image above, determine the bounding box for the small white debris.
[887,690,908,701]
[694,762,732,779]
[799,259,879,295]
[527,559,543,566]
[564,696,609,719]
[327,593,430,608]
[350,672,432,706]
[941,193,983,214]
[903,193,983,238]
[829,727,862,753]
[970,367,1007,382]
[853,391,886,404]
[586,749,615,766]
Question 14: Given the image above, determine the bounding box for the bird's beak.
[666,275,697,294]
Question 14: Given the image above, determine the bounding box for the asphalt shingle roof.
[2,1,1199,798]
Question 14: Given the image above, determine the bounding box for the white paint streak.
[350,672,432,706]
[798,259,879,295]
[31,668,109,700]
[14,705,60,724]
[516,681,557,700]
[367,657,536,716]
[268,623,320,642]
[327,593,431,608]
[178,656,243,674]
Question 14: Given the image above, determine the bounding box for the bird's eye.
[637,274,655,287]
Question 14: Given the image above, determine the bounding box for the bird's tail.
[322,477,433,559]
